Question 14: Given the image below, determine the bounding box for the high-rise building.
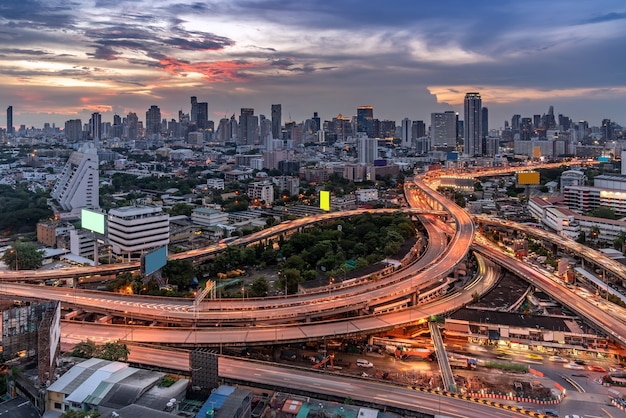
[145,105,161,137]
[412,120,426,140]
[107,206,169,260]
[521,117,533,140]
[511,114,521,136]
[271,104,281,140]
[464,92,482,156]
[127,112,139,140]
[196,102,209,129]
[357,106,374,137]
[401,118,411,147]
[481,107,489,139]
[6,106,13,135]
[51,143,99,212]
[89,112,102,143]
[64,119,83,142]
[431,112,457,148]
[190,96,198,124]
[358,137,378,164]
[239,108,258,145]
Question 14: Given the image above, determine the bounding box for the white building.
[247,181,274,204]
[50,143,99,212]
[107,206,169,260]
[272,176,299,197]
[355,188,378,202]
[191,208,229,227]
[206,178,225,190]
[560,170,585,193]
[69,229,96,260]
[358,137,378,164]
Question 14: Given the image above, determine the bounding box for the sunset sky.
[1,0,625,130]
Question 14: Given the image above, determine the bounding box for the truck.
[395,348,434,361]
[448,356,477,370]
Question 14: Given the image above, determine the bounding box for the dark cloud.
[87,46,122,61]
[0,0,78,29]
[0,48,49,56]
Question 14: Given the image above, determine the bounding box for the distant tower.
[481,107,489,139]
[196,102,208,129]
[6,106,13,135]
[358,137,378,164]
[401,118,411,147]
[64,119,83,142]
[239,108,258,145]
[127,112,139,141]
[357,106,374,137]
[464,92,482,156]
[430,112,457,148]
[271,104,281,139]
[412,120,426,139]
[145,105,161,137]
[51,143,99,212]
[89,112,102,144]
[190,96,198,124]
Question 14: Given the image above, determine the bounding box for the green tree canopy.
[163,259,196,289]
[1,241,44,270]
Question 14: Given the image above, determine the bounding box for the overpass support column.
[410,292,417,306]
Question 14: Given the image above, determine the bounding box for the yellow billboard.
[517,171,540,185]
[320,190,330,211]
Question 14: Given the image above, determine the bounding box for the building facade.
[50,143,99,212]
[107,206,169,260]
[464,92,482,156]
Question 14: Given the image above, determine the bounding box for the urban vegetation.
[0,241,45,270]
[0,184,52,235]
[70,339,130,362]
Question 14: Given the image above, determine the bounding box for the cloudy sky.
[1,0,625,130]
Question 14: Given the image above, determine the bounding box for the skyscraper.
[64,119,83,142]
[51,143,99,212]
[127,112,139,141]
[89,112,101,143]
[401,118,411,147]
[190,96,198,124]
[358,137,378,164]
[145,105,161,137]
[239,108,258,145]
[412,120,426,139]
[6,106,13,135]
[196,102,209,129]
[431,112,457,148]
[481,107,489,139]
[357,106,374,137]
[463,92,482,156]
[271,104,281,140]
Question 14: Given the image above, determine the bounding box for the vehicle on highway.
[526,353,542,361]
[588,365,606,373]
[540,409,558,417]
[356,359,374,368]
[564,362,585,370]
[548,355,568,363]
[564,415,581,418]
[574,359,586,365]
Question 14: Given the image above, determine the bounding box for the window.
[54,402,62,410]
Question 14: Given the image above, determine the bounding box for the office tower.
[358,137,378,164]
[259,115,272,142]
[51,143,99,212]
[463,92,482,156]
[412,120,426,140]
[357,106,374,137]
[239,108,258,145]
[197,102,209,129]
[145,105,161,137]
[113,114,121,126]
[6,106,13,135]
[602,119,613,141]
[559,114,571,131]
[481,107,489,139]
[520,118,533,140]
[545,105,556,129]
[312,112,320,134]
[533,114,541,129]
[379,120,395,138]
[64,119,83,142]
[127,112,139,140]
[431,112,457,147]
[216,118,230,143]
[401,118,411,147]
[511,114,521,135]
[190,96,198,124]
[107,206,169,260]
[271,104,281,139]
[89,112,102,143]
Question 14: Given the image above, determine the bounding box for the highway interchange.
[1,159,624,417]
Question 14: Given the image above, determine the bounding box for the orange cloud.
[428,85,626,105]
[158,56,264,82]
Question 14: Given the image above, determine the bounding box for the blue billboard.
[142,246,167,276]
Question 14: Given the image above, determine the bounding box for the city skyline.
[1,0,626,129]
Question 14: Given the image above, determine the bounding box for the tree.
[99,340,130,362]
[61,410,100,418]
[71,340,98,358]
[163,259,195,289]
[1,241,44,270]
[587,206,617,220]
[249,277,269,297]
[169,203,193,216]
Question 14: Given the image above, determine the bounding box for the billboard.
[598,156,610,162]
[320,190,330,211]
[517,171,540,185]
[81,209,105,234]
[142,246,167,276]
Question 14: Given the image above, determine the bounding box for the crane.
[311,354,335,370]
